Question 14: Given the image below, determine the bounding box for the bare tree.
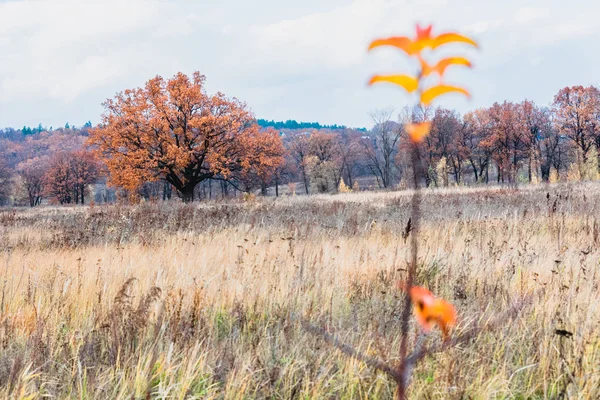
[362,107,402,188]
[287,132,313,194]
[0,159,12,205]
[539,111,569,181]
[335,129,363,188]
[16,157,48,207]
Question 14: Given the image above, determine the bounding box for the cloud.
[0,0,194,103]
[1,0,600,129]
[247,0,452,73]
[513,7,551,24]
[249,0,381,71]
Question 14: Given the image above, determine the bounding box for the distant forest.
[2,84,600,206]
[257,119,366,131]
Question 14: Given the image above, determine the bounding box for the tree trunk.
[541,164,550,182]
[383,157,391,188]
[179,183,197,203]
[220,180,229,199]
[162,181,172,201]
[470,160,478,183]
[347,168,354,189]
[302,170,310,195]
[181,190,194,203]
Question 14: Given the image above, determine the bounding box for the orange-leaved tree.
[552,86,600,165]
[237,127,286,195]
[17,157,48,207]
[89,72,283,202]
[45,150,99,205]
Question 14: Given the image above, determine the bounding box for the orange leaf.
[368,36,416,55]
[431,33,478,50]
[368,28,477,57]
[406,122,432,143]
[368,75,419,93]
[420,85,470,105]
[408,286,436,332]
[429,298,457,339]
[415,24,433,42]
[407,286,457,339]
[421,57,472,77]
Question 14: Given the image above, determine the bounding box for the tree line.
[0,126,99,206]
[0,73,599,206]
[257,119,366,131]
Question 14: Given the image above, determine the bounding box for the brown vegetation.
[0,184,598,398]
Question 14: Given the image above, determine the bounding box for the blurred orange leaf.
[415,24,433,41]
[430,32,478,50]
[368,36,415,54]
[368,75,419,93]
[406,122,432,143]
[408,286,457,339]
[420,85,470,105]
[368,25,477,56]
[421,57,472,77]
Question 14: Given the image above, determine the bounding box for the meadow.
[0,183,598,399]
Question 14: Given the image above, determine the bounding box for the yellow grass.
[0,183,598,399]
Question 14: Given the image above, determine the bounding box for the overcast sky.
[0,0,599,130]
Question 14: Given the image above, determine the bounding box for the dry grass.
[0,183,599,399]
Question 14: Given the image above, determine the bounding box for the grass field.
[0,183,599,399]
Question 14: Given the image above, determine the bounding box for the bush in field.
[307,157,338,193]
[582,146,600,181]
[338,179,351,193]
[549,168,560,183]
[435,156,448,187]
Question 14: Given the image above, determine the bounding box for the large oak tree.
[90,72,281,201]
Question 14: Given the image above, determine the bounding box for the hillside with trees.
[1,82,600,206]
[257,119,366,131]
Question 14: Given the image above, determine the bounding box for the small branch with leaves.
[293,23,487,400]
[292,293,532,399]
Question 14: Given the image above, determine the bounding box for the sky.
[0,0,599,130]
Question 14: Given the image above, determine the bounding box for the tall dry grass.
[0,183,598,399]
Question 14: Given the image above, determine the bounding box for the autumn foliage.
[368,24,477,143]
[362,24,474,400]
[17,157,48,207]
[89,72,284,202]
[0,158,11,206]
[407,286,456,339]
[45,151,99,205]
[552,86,600,163]
[238,127,285,193]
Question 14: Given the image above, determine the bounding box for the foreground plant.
[369,23,476,398]
[406,285,456,340]
[298,23,483,399]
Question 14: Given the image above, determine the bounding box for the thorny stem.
[290,313,402,381]
[401,333,427,390]
[397,139,424,399]
[293,296,531,399]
